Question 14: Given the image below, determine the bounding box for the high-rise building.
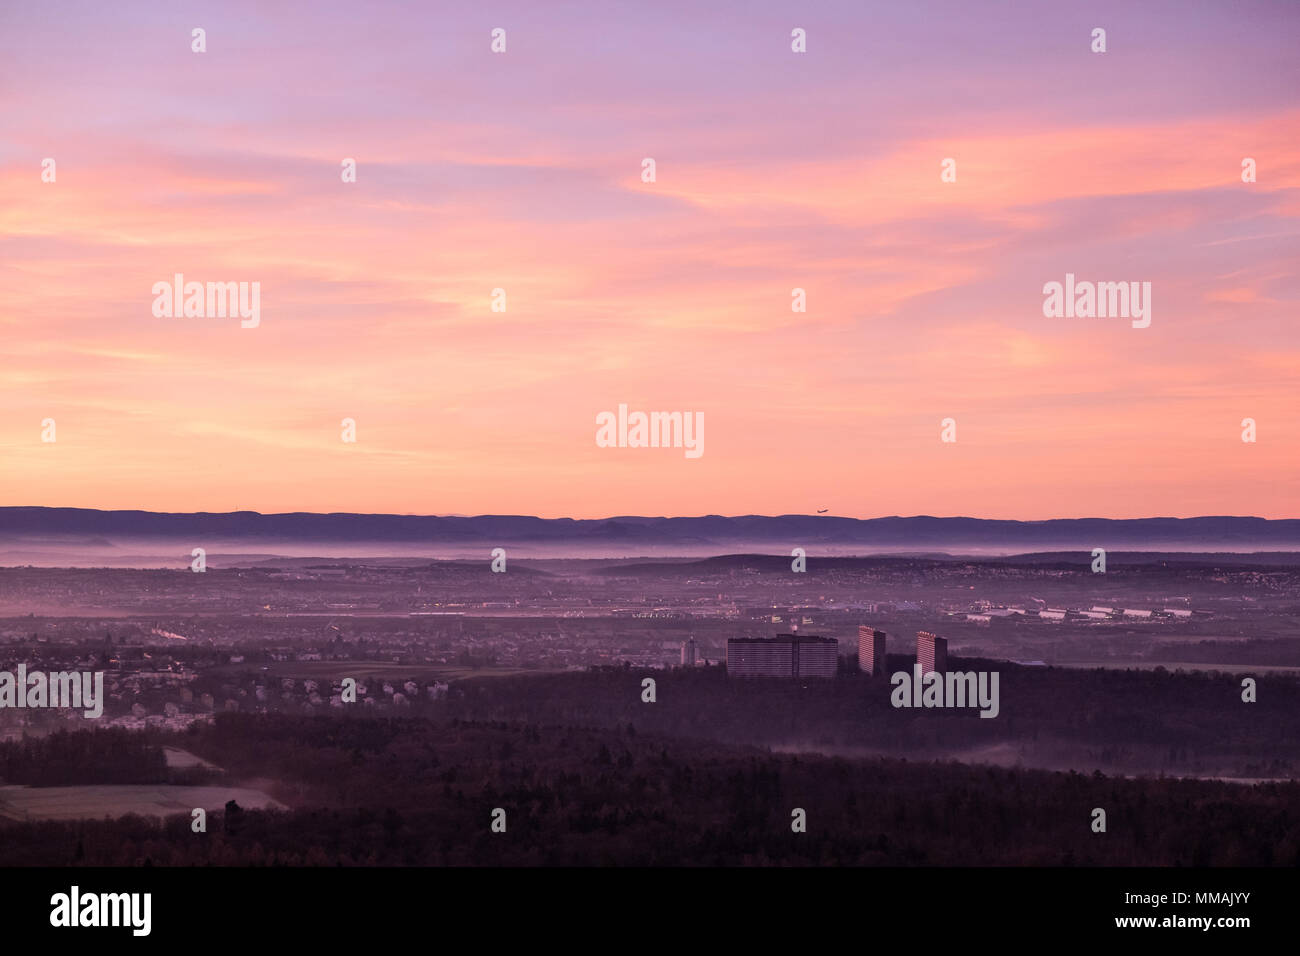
[916,631,948,674]
[680,637,698,667]
[858,626,887,676]
[727,637,792,677]
[794,636,838,678]
[727,634,838,678]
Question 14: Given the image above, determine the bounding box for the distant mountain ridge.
[2,508,1299,550]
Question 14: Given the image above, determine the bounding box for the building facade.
[916,631,948,674]
[857,626,887,676]
[795,636,838,678]
[680,637,698,667]
[727,634,838,678]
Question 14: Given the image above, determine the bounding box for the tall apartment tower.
[681,637,698,667]
[916,631,948,675]
[857,626,887,676]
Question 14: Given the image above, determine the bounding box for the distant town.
[1,551,1291,741]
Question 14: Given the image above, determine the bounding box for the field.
[162,746,222,771]
[208,660,555,681]
[1054,660,1300,675]
[0,784,284,822]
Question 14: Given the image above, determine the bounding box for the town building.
[916,631,948,675]
[681,637,698,667]
[857,626,886,676]
[727,634,838,678]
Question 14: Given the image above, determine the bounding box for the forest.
[0,728,169,786]
[425,660,1300,777]
[1,712,1298,866]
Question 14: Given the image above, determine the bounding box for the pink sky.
[2,1,1297,519]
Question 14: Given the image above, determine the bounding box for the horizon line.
[3,506,1298,523]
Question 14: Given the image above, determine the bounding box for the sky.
[2,0,1297,519]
